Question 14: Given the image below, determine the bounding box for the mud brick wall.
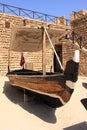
[70,10,87,76]
[62,41,82,75]
[70,10,87,48]
[0,13,24,75]
[0,11,87,76]
[0,12,68,76]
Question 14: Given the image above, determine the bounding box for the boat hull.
[7,69,74,106]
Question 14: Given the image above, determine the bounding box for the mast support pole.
[42,26,46,75]
[44,26,64,71]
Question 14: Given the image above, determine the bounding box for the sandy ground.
[0,76,87,130]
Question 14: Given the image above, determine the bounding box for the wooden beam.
[42,27,46,75]
[58,30,71,40]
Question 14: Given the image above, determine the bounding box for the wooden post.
[42,27,46,75]
[80,36,82,49]
[8,45,10,73]
[72,31,75,44]
[24,89,29,102]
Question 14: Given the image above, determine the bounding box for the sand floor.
[0,76,87,130]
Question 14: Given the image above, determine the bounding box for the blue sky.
[0,0,87,19]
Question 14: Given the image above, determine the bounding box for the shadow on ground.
[81,98,87,110]
[3,81,57,123]
[82,82,87,89]
[64,122,87,130]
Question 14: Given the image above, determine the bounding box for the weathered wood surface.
[7,73,71,104]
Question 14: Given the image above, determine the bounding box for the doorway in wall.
[54,45,62,72]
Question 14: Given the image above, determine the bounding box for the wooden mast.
[42,26,46,75]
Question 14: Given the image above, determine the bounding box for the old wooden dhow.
[7,26,79,107]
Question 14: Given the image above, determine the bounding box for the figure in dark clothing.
[64,59,79,82]
[64,50,79,82]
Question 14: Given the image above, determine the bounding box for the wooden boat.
[7,26,79,107]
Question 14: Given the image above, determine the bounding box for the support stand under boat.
[24,89,29,102]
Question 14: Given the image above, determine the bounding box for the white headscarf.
[73,50,80,63]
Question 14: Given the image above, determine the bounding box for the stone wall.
[70,10,87,48]
[70,10,87,76]
[0,11,87,76]
[0,12,68,76]
[0,13,23,75]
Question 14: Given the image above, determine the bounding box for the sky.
[0,0,87,19]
